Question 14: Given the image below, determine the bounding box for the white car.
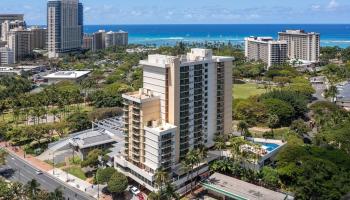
[36,170,43,175]
[129,186,141,195]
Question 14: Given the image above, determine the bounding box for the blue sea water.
[84,24,350,48]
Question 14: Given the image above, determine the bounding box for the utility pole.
[52,151,55,175]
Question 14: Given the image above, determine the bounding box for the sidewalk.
[48,168,107,199]
[0,142,53,172]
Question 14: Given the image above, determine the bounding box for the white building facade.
[278,30,320,62]
[115,49,233,192]
[245,36,288,68]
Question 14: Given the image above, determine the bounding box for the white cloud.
[327,0,339,10]
[311,4,321,11]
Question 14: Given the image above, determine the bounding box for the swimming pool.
[257,142,280,152]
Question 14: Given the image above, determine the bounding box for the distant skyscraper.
[245,36,288,68]
[0,14,24,38]
[47,0,83,58]
[278,30,320,62]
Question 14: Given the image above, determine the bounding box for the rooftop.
[122,88,160,103]
[70,130,116,149]
[204,173,293,200]
[43,71,91,79]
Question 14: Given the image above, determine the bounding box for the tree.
[237,121,249,138]
[261,167,280,188]
[262,98,295,126]
[290,119,311,136]
[0,149,7,165]
[154,167,169,192]
[67,111,91,132]
[107,171,128,198]
[324,84,339,103]
[48,188,64,200]
[267,114,279,134]
[24,179,40,199]
[81,149,102,168]
[161,183,180,200]
[148,191,161,200]
[96,167,117,184]
[214,134,226,159]
[185,149,200,194]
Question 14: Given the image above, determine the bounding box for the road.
[0,153,95,200]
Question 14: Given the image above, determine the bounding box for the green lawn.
[233,83,268,99]
[63,166,86,180]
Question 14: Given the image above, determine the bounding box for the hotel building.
[0,14,24,38]
[29,26,47,50]
[115,48,233,192]
[245,37,288,68]
[105,31,129,48]
[278,30,320,62]
[82,34,93,50]
[47,0,83,58]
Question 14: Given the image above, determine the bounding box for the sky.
[0,0,349,25]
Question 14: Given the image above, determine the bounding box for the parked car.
[129,186,141,195]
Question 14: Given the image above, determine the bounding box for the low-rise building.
[43,70,91,84]
[203,173,294,200]
[0,47,15,66]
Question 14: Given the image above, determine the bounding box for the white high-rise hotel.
[115,49,233,192]
[47,0,83,58]
[278,30,320,62]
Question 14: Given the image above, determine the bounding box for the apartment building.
[28,26,47,50]
[0,47,15,66]
[82,34,93,50]
[0,14,24,37]
[92,30,106,51]
[278,30,320,62]
[115,48,233,192]
[1,20,26,42]
[8,28,32,62]
[47,0,83,58]
[245,36,288,68]
[105,31,128,48]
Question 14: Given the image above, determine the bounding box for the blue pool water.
[258,143,280,152]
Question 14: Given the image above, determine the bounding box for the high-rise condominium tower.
[47,0,83,58]
[115,48,233,191]
[278,30,320,62]
[245,36,288,68]
[0,14,24,38]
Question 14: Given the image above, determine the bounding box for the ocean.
[84,24,350,48]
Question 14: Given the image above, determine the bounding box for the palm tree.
[49,188,64,200]
[154,167,169,193]
[148,191,161,200]
[237,121,249,138]
[214,135,226,159]
[324,84,338,103]
[185,149,200,194]
[162,183,180,200]
[25,179,40,198]
[50,108,60,122]
[181,160,191,194]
